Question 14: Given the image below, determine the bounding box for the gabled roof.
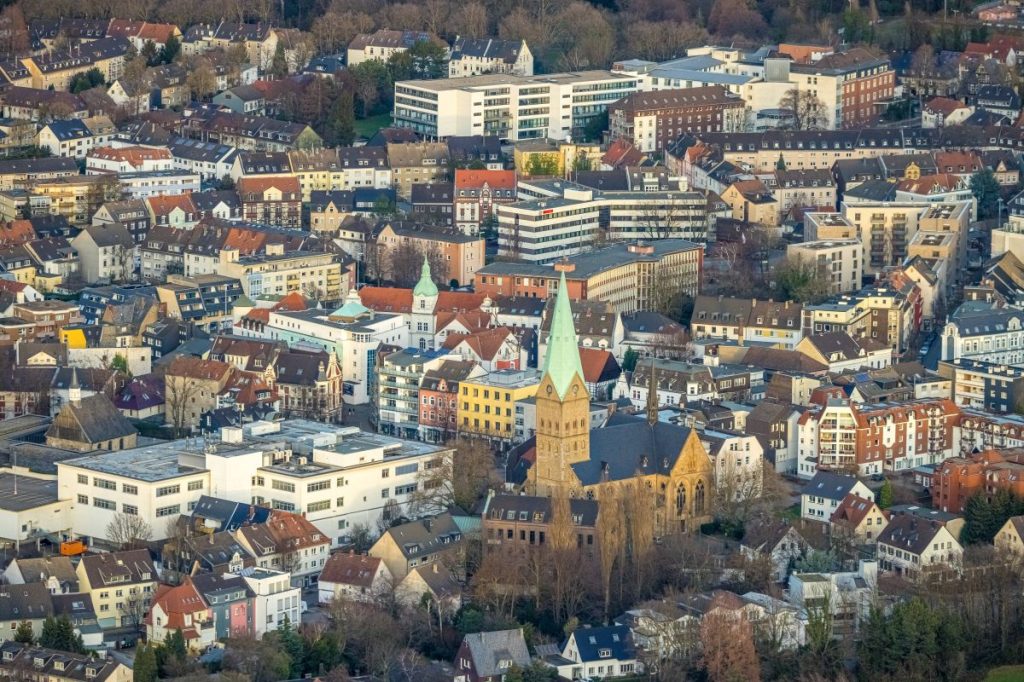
[461,629,531,678]
[567,624,634,663]
[442,327,514,361]
[831,492,883,528]
[47,393,137,445]
[578,347,620,384]
[877,512,951,555]
[320,552,385,588]
[801,471,864,502]
[79,549,156,588]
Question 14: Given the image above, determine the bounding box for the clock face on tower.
[572,384,579,395]
[546,385,553,396]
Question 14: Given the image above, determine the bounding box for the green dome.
[413,256,439,298]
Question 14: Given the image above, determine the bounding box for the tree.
[186,59,217,101]
[134,644,159,682]
[970,168,1001,221]
[878,480,894,509]
[524,153,560,177]
[597,486,624,622]
[388,40,447,80]
[779,88,828,130]
[118,591,149,631]
[708,0,769,39]
[842,8,872,43]
[772,256,832,304]
[270,42,289,78]
[106,512,153,550]
[164,628,188,664]
[39,615,85,653]
[164,373,201,437]
[324,90,356,147]
[0,6,30,59]
[158,35,181,65]
[14,621,33,644]
[268,618,306,678]
[70,68,105,93]
[962,489,1024,544]
[222,635,292,682]
[409,440,495,515]
[622,347,640,372]
[553,2,615,70]
[700,608,761,682]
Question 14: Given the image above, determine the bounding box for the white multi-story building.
[786,239,863,295]
[940,303,1024,365]
[393,70,641,141]
[497,180,710,262]
[117,170,202,199]
[235,567,302,636]
[56,420,453,548]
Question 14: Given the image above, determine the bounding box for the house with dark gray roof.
[800,471,873,522]
[453,628,531,682]
[449,37,533,78]
[45,391,138,453]
[0,583,54,640]
[877,511,962,579]
[369,512,464,580]
[554,624,638,680]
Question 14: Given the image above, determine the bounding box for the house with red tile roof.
[453,168,517,235]
[163,356,235,429]
[602,139,647,169]
[146,193,198,228]
[0,220,37,248]
[87,145,174,174]
[317,552,391,604]
[829,492,888,544]
[578,347,621,400]
[442,327,522,371]
[235,512,331,587]
[236,176,302,228]
[145,579,215,651]
[921,97,973,128]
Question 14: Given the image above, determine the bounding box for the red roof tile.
[454,169,516,190]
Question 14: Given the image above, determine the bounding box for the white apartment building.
[393,70,641,141]
[787,239,863,295]
[248,302,408,405]
[940,304,1024,365]
[235,567,302,636]
[117,171,201,199]
[497,181,710,262]
[169,139,238,181]
[56,420,453,548]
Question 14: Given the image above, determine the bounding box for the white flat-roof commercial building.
[393,70,641,141]
[497,179,711,262]
[56,420,452,547]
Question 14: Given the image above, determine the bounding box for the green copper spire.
[542,272,584,400]
[413,256,439,298]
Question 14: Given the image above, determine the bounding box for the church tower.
[411,256,439,350]
[531,272,591,496]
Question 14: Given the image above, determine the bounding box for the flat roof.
[64,441,208,482]
[0,474,60,511]
[397,70,636,92]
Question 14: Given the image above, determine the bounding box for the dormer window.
[599,648,612,658]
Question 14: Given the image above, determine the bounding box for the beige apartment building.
[787,239,863,295]
[841,202,927,276]
[804,212,858,241]
[917,201,970,285]
[219,246,347,301]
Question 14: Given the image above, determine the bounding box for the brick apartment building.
[932,449,1024,514]
[608,86,746,153]
[236,176,302,228]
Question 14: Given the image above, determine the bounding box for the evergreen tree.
[141,40,158,66]
[324,90,355,146]
[14,621,33,644]
[158,36,180,65]
[133,644,159,682]
[164,628,188,662]
[622,347,640,372]
[878,480,894,509]
[273,617,307,678]
[270,43,288,78]
[970,168,1002,220]
[39,617,59,649]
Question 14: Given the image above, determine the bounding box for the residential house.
[449,37,533,78]
[388,142,450,200]
[189,572,256,640]
[45,391,138,453]
[800,472,874,522]
[453,629,532,682]
[369,513,464,581]
[740,519,814,583]
[830,493,888,544]
[0,643,130,681]
[551,625,639,680]
[145,579,215,651]
[317,552,392,604]
[76,550,157,630]
[234,512,331,588]
[236,176,302,228]
[877,512,963,580]
[69,223,133,283]
[347,29,433,67]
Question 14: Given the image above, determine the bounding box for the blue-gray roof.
[567,624,634,663]
[573,417,694,486]
[801,471,863,502]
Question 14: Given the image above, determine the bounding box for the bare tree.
[779,88,828,131]
[164,374,201,437]
[105,512,152,550]
[546,487,587,626]
[408,440,495,515]
[597,486,624,623]
[118,590,150,630]
[700,607,761,682]
[624,477,657,596]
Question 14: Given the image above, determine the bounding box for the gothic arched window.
[695,480,706,514]
[675,485,686,514]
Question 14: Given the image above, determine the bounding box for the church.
[526,273,715,533]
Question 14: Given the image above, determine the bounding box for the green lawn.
[986,665,1024,681]
[354,113,392,139]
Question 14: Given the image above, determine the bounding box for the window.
[272,500,296,511]
[188,480,204,491]
[395,463,419,476]
[395,483,417,495]
[156,505,180,517]
[381,489,390,499]
[156,484,180,497]
[77,494,88,505]
[94,478,116,490]
[76,474,88,484]
[307,480,331,492]
[122,484,138,495]
[337,497,344,507]
[272,480,296,492]
[93,498,115,510]
[381,469,390,478]
[307,500,331,513]
[123,504,138,515]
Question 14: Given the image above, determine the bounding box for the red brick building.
[932,449,1024,514]
[236,176,302,228]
